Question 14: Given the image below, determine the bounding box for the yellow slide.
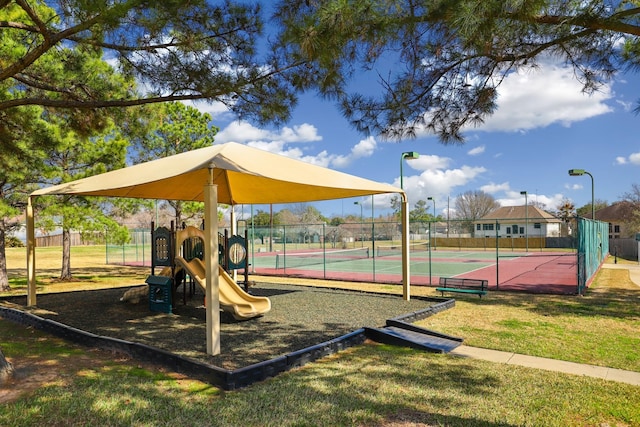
[174,256,271,320]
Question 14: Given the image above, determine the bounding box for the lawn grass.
[1,323,638,426]
[3,246,147,294]
[1,246,640,426]
[415,267,640,372]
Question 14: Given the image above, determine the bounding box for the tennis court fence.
[104,217,608,293]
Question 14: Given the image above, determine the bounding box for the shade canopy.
[27,141,412,355]
[32,142,401,204]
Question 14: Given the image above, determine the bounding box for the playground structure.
[143,221,270,320]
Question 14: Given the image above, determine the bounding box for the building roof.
[476,205,561,222]
[594,201,638,222]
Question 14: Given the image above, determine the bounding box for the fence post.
[428,222,432,285]
[495,220,499,290]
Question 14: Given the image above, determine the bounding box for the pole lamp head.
[402,151,420,160]
[568,169,586,176]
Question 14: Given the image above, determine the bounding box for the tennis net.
[376,241,430,257]
[275,247,370,269]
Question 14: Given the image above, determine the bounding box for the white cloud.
[332,136,378,168]
[498,192,564,210]
[477,61,613,133]
[215,121,376,169]
[629,152,640,165]
[400,165,486,203]
[407,154,452,171]
[616,99,634,112]
[481,182,510,194]
[467,145,485,156]
[565,183,583,191]
[216,120,322,144]
[614,152,640,165]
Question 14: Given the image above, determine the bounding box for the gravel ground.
[15,281,438,370]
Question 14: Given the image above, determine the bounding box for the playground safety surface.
[7,282,441,371]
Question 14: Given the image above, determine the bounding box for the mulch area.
[6,281,438,370]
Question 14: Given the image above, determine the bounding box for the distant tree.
[329,217,344,226]
[132,101,218,226]
[374,214,401,241]
[289,203,328,224]
[454,190,500,221]
[576,199,608,218]
[556,198,576,236]
[621,183,640,203]
[389,195,402,219]
[556,199,576,222]
[249,210,275,227]
[37,119,132,280]
[246,209,277,243]
[0,105,54,291]
[275,1,640,143]
[530,200,548,211]
[620,184,640,234]
[409,200,431,224]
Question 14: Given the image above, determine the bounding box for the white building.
[473,205,562,238]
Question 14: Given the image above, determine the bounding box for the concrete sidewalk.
[449,263,640,387]
[450,345,640,386]
[601,262,640,286]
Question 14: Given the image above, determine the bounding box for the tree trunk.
[60,228,72,280]
[0,221,10,292]
[0,347,13,382]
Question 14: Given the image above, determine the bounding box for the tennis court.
[108,217,606,296]
[251,245,578,295]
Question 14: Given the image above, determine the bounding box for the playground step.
[365,323,463,353]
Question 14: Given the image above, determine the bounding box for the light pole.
[568,169,595,220]
[400,151,419,189]
[520,191,528,252]
[427,196,436,250]
[354,201,363,247]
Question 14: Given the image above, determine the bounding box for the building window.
[476,224,481,231]
[519,227,525,234]
[534,223,541,229]
[482,223,494,231]
[512,224,519,234]
[614,225,621,233]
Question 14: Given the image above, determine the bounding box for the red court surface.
[456,252,578,294]
[252,251,579,295]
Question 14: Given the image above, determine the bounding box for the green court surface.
[252,248,503,277]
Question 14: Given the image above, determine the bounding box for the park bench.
[436,277,488,298]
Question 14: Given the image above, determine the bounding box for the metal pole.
[428,222,432,285]
[587,171,595,220]
[495,219,499,290]
[400,151,419,189]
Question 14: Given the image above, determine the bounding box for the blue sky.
[188,59,640,219]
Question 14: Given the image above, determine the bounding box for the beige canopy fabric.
[27,141,412,356]
[31,142,401,204]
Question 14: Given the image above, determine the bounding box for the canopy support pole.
[204,165,220,355]
[27,196,37,306]
[230,205,236,282]
[401,193,411,300]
